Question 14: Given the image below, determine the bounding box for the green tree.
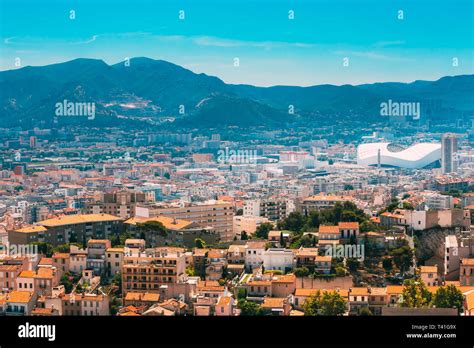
[307,211,320,228]
[335,265,346,277]
[302,290,322,316]
[432,285,464,313]
[359,307,373,316]
[238,300,263,316]
[390,244,413,275]
[240,231,249,240]
[82,234,87,249]
[195,238,206,249]
[136,220,167,238]
[52,244,70,253]
[294,267,310,277]
[382,258,393,272]
[119,231,132,246]
[281,212,305,232]
[347,258,360,272]
[320,291,347,316]
[341,210,358,222]
[255,222,273,239]
[401,279,432,308]
[360,220,377,233]
[236,288,247,300]
[303,290,346,316]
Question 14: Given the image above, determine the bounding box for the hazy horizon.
[1,56,473,88]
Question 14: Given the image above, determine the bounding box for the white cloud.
[333,50,414,62]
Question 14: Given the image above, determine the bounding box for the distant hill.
[1,57,473,128]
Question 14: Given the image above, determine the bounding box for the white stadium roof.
[357,142,441,169]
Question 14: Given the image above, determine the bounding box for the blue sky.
[1,0,473,86]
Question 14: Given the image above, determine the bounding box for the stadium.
[357,142,441,169]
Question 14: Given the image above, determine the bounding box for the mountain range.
[1,57,473,128]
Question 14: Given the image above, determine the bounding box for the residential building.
[460,258,474,286]
[263,248,294,273]
[106,247,124,277]
[233,215,270,237]
[297,195,354,215]
[135,200,234,242]
[441,133,458,174]
[122,248,187,294]
[245,241,266,271]
[8,214,123,247]
[86,190,147,218]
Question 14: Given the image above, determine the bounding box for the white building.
[233,215,270,238]
[245,241,266,271]
[444,235,474,280]
[263,248,294,273]
[357,142,441,169]
[425,193,454,210]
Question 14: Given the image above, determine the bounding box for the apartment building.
[86,190,147,218]
[87,239,111,276]
[69,245,87,274]
[135,200,234,242]
[52,253,70,278]
[106,247,124,277]
[243,199,292,221]
[16,268,59,296]
[62,293,110,316]
[124,216,219,248]
[444,235,474,280]
[424,193,454,210]
[122,248,187,294]
[0,264,23,291]
[233,215,270,237]
[5,291,36,315]
[297,195,354,215]
[9,214,123,247]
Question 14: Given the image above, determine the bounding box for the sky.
[0,0,473,86]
